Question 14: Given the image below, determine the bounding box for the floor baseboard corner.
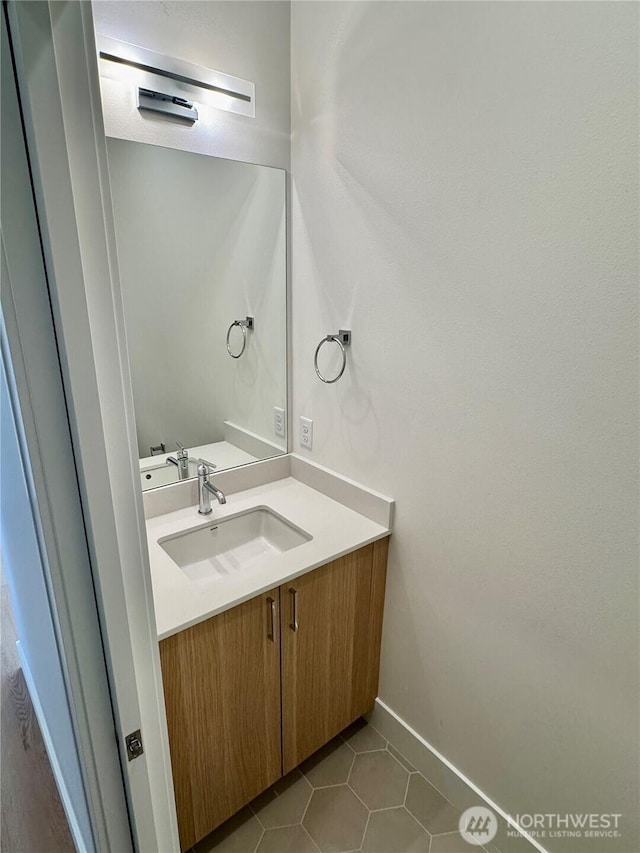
[367,698,547,853]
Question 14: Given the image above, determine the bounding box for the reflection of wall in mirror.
[106,139,286,459]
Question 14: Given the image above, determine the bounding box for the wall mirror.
[106,138,287,491]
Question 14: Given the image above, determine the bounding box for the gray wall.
[290,2,639,850]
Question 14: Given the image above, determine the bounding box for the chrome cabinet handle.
[289,588,298,632]
[267,597,276,642]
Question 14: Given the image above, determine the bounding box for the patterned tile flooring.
[194,719,495,853]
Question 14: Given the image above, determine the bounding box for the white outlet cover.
[299,416,313,449]
[274,407,286,438]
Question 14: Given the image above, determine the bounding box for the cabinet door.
[281,538,388,773]
[160,589,282,851]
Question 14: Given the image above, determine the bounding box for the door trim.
[1,6,131,849]
[4,2,179,849]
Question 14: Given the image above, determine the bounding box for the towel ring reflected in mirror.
[226,316,254,359]
[314,329,351,384]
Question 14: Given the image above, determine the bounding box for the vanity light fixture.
[97,35,255,119]
[137,88,198,122]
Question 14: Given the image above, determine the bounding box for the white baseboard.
[367,698,547,853]
[16,640,88,853]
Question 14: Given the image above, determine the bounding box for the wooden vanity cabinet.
[160,537,389,851]
[159,589,282,851]
[281,538,389,772]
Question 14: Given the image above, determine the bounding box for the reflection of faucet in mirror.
[166,442,190,480]
[198,463,227,515]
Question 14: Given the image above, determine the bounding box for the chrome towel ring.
[226,316,254,358]
[314,329,351,384]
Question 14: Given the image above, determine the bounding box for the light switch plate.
[274,406,286,438]
[299,416,313,449]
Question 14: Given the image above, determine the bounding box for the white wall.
[93,0,290,170]
[106,138,287,458]
[291,3,639,850]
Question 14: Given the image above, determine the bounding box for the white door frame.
[2,8,123,849]
[5,1,179,849]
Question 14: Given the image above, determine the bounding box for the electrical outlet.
[299,416,313,449]
[274,406,286,438]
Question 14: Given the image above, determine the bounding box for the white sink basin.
[158,507,312,582]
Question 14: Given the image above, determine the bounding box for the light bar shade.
[97,35,255,119]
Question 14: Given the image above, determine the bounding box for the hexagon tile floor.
[192,719,495,853]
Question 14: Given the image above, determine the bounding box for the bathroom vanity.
[144,457,393,851]
[108,69,393,849]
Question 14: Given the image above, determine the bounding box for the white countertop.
[146,476,390,640]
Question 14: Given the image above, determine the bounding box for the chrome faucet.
[166,442,190,480]
[198,463,227,515]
